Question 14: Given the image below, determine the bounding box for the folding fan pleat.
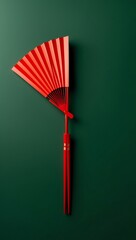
[49,40,61,89]
[60,37,65,88]
[30,49,49,85]
[27,52,46,85]
[56,38,63,89]
[40,43,55,88]
[19,59,49,92]
[52,39,63,89]
[12,65,47,97]
[64,36,69,87]
[35,47,53,89]
[45,42,59,90]
[17,61,50,96]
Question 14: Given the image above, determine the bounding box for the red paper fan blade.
[12,36,73,117]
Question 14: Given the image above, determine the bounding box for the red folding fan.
[12,36,73,215]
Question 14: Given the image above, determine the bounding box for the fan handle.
[63,133,71,215]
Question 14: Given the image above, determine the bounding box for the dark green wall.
[0,0,136,239]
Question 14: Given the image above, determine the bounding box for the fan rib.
[47,87,66,108]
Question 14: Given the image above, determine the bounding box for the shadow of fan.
[69,43,78,214]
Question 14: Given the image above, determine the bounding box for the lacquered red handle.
[67,140,71,214]
[63,137,67,214]
[63,133,71,215]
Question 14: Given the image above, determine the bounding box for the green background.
[0,0,136,239]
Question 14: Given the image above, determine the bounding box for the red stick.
[63,133,71,215]
[67,135,71,214]
[63,87,71,215]
[63,136,67,214]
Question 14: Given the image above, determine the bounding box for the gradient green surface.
[0,0,136,239]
